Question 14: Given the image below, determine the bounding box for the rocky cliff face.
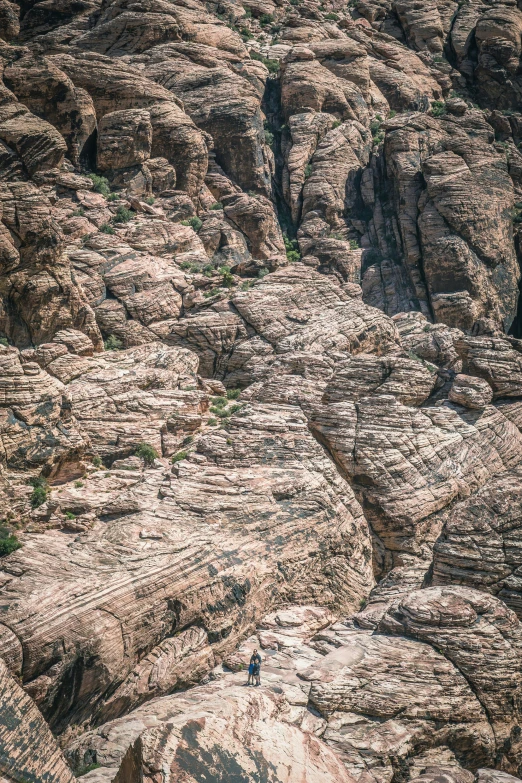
[2,0,522,781]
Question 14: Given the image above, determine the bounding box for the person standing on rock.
[247,649,261,686]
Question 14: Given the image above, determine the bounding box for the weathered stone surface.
[0,658,76,783]
[0,394,373,732]
[3,0,522,780]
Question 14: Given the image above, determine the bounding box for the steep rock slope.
[1,0,522,781]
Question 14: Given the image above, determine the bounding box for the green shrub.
[65,511,76,520]
[88,173,111,197]
[208,417,218,426]
[222,269,235,287]
[259,12,274,25]
[210,202,223,210]
[73,208,85,217]
[264,129,274,146]
[135,442,158,466]
[104,334,123,351]
[264,58,279,74]
[29,477,49,508]
[74,480,83,488]
[324,12,339,19]
[430,100,446,117]
[388,109,396,118]
[92,456,102,468]
[249,51,279,72]
[107,192,119,202]
[204,287,221,298]
[146,196,155,205]
[181,216,203,231]
[227,388,241,400]
[0,531,21,557]
[180,261,191,270]
[283,234,301,262]
[182,435,194,445]
[228,404,243,414]
[171,450,188,463]
[258,267,269,278]
[100,223,115,234]
[240,27,253,39]
[77,764,101,778]
[0,337,8,347]
[349,239,360,250]
[304,163,312,179]
[113,206,134,223]
[332,119,341,129]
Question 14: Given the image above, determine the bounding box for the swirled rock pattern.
[2,0,522,780]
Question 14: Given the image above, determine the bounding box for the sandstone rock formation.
[2,0,522,780]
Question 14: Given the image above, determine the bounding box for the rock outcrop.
[2,0,522,780]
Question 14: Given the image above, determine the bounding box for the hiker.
[247,649,261,686]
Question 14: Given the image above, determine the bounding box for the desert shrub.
[221,268,235,287]
[112,206,134,223]
[88,173,110,197]
[283,235,301,262]
[104,334,123,351]
[181,216,203,231]
[29,477,49,508]
[304,163,312,179]
[135,442,158,466]
[210,202,223,210]
[77,764,101,777]
[0,531,21,557]
[430,100,446,117]
[100,223,115,234]
[171,451,188,463]
[226,388,241,400]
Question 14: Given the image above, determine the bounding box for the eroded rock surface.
[2,0,522,780]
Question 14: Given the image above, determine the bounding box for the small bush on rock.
[0,529,21,557]
[104,334,123,351]
[29,477,49,508]
[430,100,446,117]
[88,173,111,197]
[181,216,203,231]
[135,443,158,466]
[113,206,134,224]
[226,388,241,400]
